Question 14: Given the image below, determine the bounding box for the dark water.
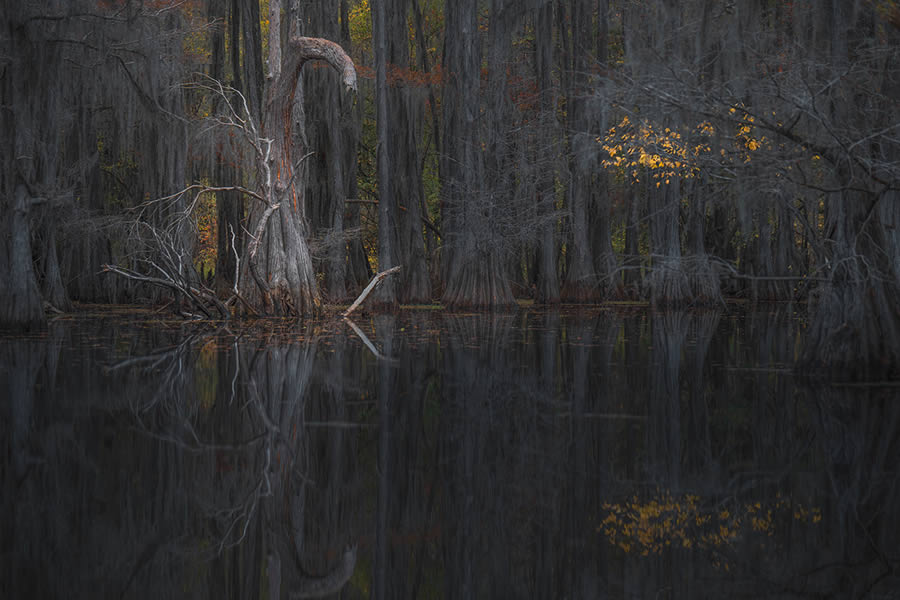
[2,309,899,599]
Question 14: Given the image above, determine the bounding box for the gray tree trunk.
[560,0,600,302]
[388,0,431,305]
[238,31,357,316]
[0,186,46,330]
[372,0,399,308]
[533,1,560,305]
[440,0,516,309]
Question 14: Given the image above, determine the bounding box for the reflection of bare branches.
[343,317,393,361]
[290,544,358,599]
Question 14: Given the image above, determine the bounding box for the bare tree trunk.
[37,223,72,312]
[796,2,900,378]
[560,0,600,302]
[1,7,48,329]
[533,1,560,305]
[371,0,398,308]
[647,180,691,307]
[388,0,431,305]
[237,29,358,316]
[622,184,642,298]
[210,0,243,294]
[799,190,900,379]
[0,186,46,330]
[440,0,516,309]
[301,0,359,303]
[683,178,722,305]
[590,0,620,299]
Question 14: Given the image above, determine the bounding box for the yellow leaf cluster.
[599,116,709,183]
[730,105,769,157]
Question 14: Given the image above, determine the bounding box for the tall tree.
[532,0,560,304]
[372,0,399,307]
[302,0,360,302]
[1,4,50,330]
[236,0,358,316]
[210,0,244,294]
[560,0,601,302]
[795,2,900,377]
[388,0,432,304]
[441,0,516,308]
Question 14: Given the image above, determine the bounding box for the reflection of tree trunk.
[374,314,394,599]
[682,311,720,477]
[564,313,593,596]
[440,314,522,597]
[5,340,45,482]
[750,309,797,473]
[648,312,689,485]
[799,383,900,596]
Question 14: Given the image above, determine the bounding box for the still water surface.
[3,309,899,599]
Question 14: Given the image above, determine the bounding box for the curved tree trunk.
[237,34,357,317]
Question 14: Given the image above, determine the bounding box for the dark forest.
[2,0,900,379]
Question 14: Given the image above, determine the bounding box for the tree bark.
[302,0,359,303]
[371,0,399,308]
[237,32,357,316]
[560,0,601,302]
[440,0,516,309]
[533,1,560,305]
[1,7,47,329]
[388,0,431,305]
[0,185,46,330]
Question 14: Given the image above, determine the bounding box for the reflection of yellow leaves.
[598,491,824,557]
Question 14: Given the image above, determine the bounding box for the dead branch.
[102,263,230,319]
[341,266,402,317]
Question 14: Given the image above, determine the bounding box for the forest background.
[2,0,899,378]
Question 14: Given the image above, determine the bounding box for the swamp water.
[2,309,899,599]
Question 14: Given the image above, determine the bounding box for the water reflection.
[2,310,898,598]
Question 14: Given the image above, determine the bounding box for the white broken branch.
[341,265,402,317]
